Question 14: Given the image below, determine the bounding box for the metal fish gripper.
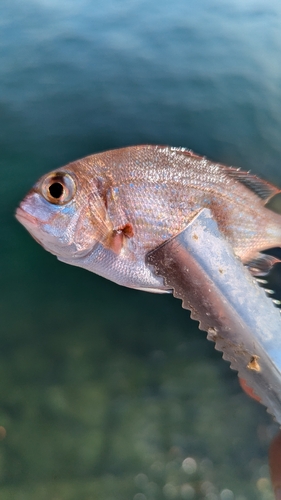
[146,208,281,424]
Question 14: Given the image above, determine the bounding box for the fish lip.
[15,206,45,246]
[15,206,44,231]
[15,204,46,227]
[15,206,36,226]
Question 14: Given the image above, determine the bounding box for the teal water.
[1,0,281,498]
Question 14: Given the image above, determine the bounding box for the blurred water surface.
[1,0,281,498]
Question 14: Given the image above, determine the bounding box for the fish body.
[16,145,281,292]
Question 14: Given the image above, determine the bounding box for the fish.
[15,145,281,293]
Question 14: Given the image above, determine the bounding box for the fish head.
[15,161,167,292]
[15,167,111,260]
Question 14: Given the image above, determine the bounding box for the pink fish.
[16,145,281,292]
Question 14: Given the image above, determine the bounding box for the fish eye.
[41,172,76,205]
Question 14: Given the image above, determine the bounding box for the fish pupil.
[49,182,64,199]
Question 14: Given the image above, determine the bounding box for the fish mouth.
[15,206,36,226]
[15,206,46,246]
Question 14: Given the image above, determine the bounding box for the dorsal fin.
[224,167,280,203]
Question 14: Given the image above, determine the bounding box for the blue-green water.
[1,1,281,498]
